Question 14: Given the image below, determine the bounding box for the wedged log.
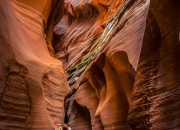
[0,0,70,130]
[128,0,180,129]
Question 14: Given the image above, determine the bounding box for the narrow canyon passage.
[0,0,180,130]
[54,0,180,129]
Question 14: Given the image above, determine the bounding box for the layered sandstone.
[54,0,180,129]
[0,0,70,130]
[128,0,180,129]
[54,0,149,129]
[0,0,180,130]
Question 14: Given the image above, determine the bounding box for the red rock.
[1,0,180,129]
[0,0,70,129]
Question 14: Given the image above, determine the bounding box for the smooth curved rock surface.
[0,0,70,130]
[55,0,180,129]
[56,0,150,129]
[1,0,180,129]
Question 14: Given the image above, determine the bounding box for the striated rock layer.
[0,0,70,130]
[54,0,180,130]
[128,0,180,129]
[0,0,180,129]
[54,0,150,129]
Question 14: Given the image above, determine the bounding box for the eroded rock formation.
[0,0,70,129]
[54,0,180,129]
[0,0,180,130]
[54,0,149,129]
[128,0,180,129]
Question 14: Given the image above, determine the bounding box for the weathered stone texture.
[128,0,180,129]
[0,0,70,130]
[0,0,180,129]
[54,0,180,129]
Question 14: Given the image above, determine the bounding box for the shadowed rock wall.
[54,0,180,129]
[128,0,180,129]
[54,0,150,129]
[0,0,180,129]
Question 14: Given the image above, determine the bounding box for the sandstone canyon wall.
[0,0,180,130]
[0,0,70,130]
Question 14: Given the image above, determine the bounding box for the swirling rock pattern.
[0,0,180,129]
[0,0,70,130]
[54,0,149,129]
[54,0,180,130]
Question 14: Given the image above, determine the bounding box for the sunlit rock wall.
[0,0,179,129]
[54,0,149,129]
[54,0,180,129]
[0,0,70,130]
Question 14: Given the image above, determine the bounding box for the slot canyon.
[0,0,180,130]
